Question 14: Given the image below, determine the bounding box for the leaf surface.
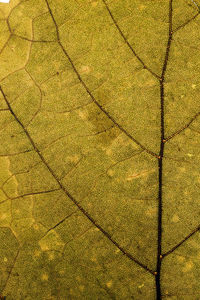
[0,0,200,299]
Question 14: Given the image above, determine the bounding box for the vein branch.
[0,248,20,294]
[172,12,199,33]
[12,33,56,43]
[102,0,160,80]
[164,110,200,142]
[42,211,76,237]
[0,85,154,275]
[44,0,159,159]
[162,224,200,257]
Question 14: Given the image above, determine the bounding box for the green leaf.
[0,0,200,299]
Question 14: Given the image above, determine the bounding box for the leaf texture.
[0,0,200,299]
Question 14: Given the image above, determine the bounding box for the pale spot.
[145,207,157,217]
[181,95,185,98]
[117,135,126,144]
[87,202,92,209]
[4,257,8,262]
[4,175,18,197]
[34,250,41,257]
[106,148,112,156]
[164,290,169,295]
[48,252,55,260]
[177,256,185,262]
[68,155,81,163]
[78,110,88,120]
[192,84,196,89]
[40,243,49,251]
[91,1,98,7]
[18,10,23,16]
[64,112,70,117]
[33,223,39,230]
[95,72,103,79]
[76,276,81,282]
[115,249,120,254]
[145,78,156,87]
[171,214,180,223]
[126,169,154,181]
[0,213,7,220]
[91,257,97,262]
[79,285,85,291]
[107,169,114,177]
[139,5,146,10]
[138,283,144,289]
[106,280,113,288]
[0,158,18,198]
[107,226,112,231]
[182,261,194,272]
[187,153,193,157]
[39,231,65,252]
[80,65,91,74]
[41,273,49,281]
[179,167,186,172]
[69,288,74,295]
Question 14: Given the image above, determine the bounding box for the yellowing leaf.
[0,0,200,299]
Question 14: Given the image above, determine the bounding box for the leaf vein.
[0,85,154,275]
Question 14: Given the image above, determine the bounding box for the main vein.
[155,1,173,299]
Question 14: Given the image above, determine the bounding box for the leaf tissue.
[0,0,200,299]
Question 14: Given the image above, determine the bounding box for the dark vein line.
[0,85,154,275]
[164,110,200,142]
[60,226,94,255]
[172,12,199,33]
[155,1,173,299]
[0,199,9,205]
[44,211,76,236]
[11,188,60,200]
[162,224,200,257]
[0,149,32,157]
[0,35,11,55]
[12,33,56,43]
[102,0,161,80]
[5,0,29,35]
[0,108,9,112]
[0,248,20,294]
[44,0,159,159]
[190,0,200,10]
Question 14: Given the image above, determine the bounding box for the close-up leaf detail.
[0,0,200,299]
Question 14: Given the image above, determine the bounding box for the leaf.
[0,0,200,299]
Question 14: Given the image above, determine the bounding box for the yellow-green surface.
[0,0,200,299]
